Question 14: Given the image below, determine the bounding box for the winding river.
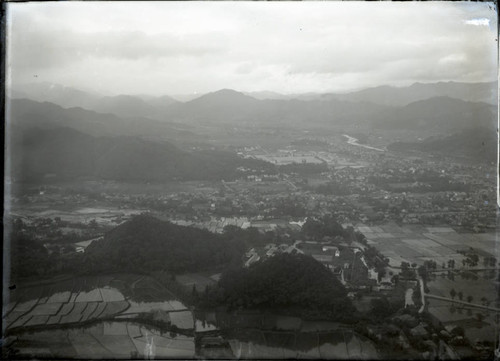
[343,135,385,152]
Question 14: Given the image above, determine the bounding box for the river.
[343,135,385,152]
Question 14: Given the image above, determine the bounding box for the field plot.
[30,302,62,316]
[355,223,494,267]
[100,335,138,356]
[319,342,349,359]
[10,314,33,328]
[426,227,455,233]
[46,291,71,303]
[132,327,195,358]
[46,315,62,325]
[230,330,377,360]
[127,301,176,313]
[100,301,130,318]
[6,311,27,327]
[25,315,50,326]
[428,300,497,342]
[92,302,107,318]
[80,302,99,322]
[60,302,87,323]
[427,275,496,301]
[58,302,75,316]
[127,323,142,338]
[169,310,194,330]
[100,287,125,302]
[14,299,38,312]
[423,233,461,247]
[104,322,128,336]
[67,331,114,358]
[76,289,102,302]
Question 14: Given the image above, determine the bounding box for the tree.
[457,291,463,301]
[476,313,484,323]
[451,326,465,337]
[450,288,456,300]
[467,295,473,303]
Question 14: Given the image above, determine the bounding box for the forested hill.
[205,253,356,322]
[387,127,497,163]
[83,215,245,274]
[10,126,272,182]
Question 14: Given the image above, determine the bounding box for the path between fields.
[418,276,425,314]
[424,293,500,312]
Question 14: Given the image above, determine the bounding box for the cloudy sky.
[6,1,498,96]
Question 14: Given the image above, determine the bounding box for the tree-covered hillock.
[84,214,245,274]
[204,253,357,322]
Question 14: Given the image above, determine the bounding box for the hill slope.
[7,98,197,140]
[371,96,495,133]
[84,215,245,273]
[388,127,497,163]
[210,253,356,322]
[9,126,273,182]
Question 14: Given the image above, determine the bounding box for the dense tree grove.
[7,223,81,281]
[301,215,347,240]
[84,215,246,274]
[202,253,357,322]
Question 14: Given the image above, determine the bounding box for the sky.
[6,1,498,96]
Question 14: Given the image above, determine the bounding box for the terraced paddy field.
[3,274,196,358]
[4,275,191,331]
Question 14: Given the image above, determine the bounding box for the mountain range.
[7,98,197,140]
[12,80,496,123]
[12,82,178,119]
[323,81,497,107]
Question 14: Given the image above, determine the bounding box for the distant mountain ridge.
[324,81,497,106]
[9,81,497,135]
[7,98,197,140]
[370,96,496,132]
[11,82,180,119]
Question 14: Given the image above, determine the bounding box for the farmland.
[4,275,190,333]
[4,274,197,358]
[355,223,497,267]
[427,299,498,343]
[228,328,377,359]
[11,321,195,359]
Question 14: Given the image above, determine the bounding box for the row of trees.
[449,288,491,307]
